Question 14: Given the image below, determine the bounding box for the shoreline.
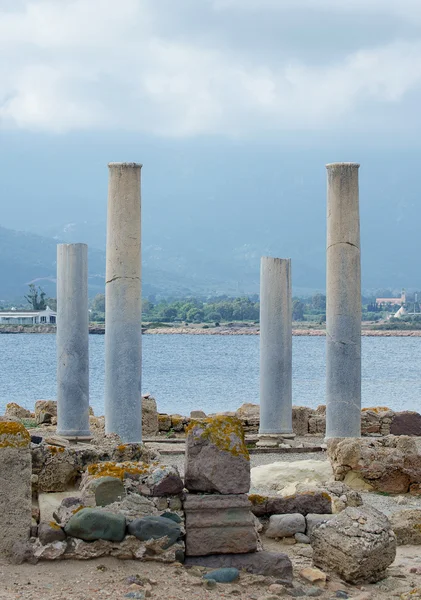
[1,324,421,336]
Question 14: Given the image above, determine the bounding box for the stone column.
[326,163,361,438]
[259,257,294,442]
[105,162,142,443]
[0,422,32,557]
[56,243,91,438]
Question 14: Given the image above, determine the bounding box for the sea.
[0,334,420,417]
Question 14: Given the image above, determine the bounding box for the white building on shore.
[0,306,57,325]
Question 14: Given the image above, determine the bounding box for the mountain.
[1,131,420,297]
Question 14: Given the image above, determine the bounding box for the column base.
[56,431,92,442]
[256,433,296,448]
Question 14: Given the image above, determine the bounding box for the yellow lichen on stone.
[362,406,390,413]
[248,494,267,505]
[86,461,150,480]
[186,416,249,460]
[47,445,65,454]
[49,521,61,530]
[0,421,31,448]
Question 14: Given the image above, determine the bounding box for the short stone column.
[56,243,91,438]
[326,163,361,438]
[105,162,142,443]
[0,422,32,557]
[259,257,294,443]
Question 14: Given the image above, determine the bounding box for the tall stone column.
[105,162,142,443]
[56,243,91,438]
[326,163,361,438]
[259,257,294,441]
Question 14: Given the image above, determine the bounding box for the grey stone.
[295,532,310,544]
[306,514,335,536]
[325,163,361,438]
[38,522,66,545]
[56,244,91,438]
[184,493,258,556]
[311,505,396,583]
[390,411,421,436]
[305,587,323,597]
[53,496,83,526]
[190,410,207,419]
[0,422,32,557]
[91,476,125,507]
[127,516,181,549]
[184,551,293,582]
[185,416,250,494]
[250,493,332,518]
[203,568,239,583]
[203,579,217,590]
[161,511,182,524]
[259,257,293,436]
[142,396,159,436]
[64,508,126,542]
[266,514,306,538]
[144,465,183,496]
[105,162,142,443]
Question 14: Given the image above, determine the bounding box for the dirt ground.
[1,541,421,600]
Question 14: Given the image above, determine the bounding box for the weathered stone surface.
[308,415,326,436]
[35,400,57,424]
[64,508,126,542]
[184,493,258,556]
[295,532,310,544]
[391,411,421,436]
[34,540,67,560]
[4,403,32,420]
[251,459,333,495]
[306,514,335,536]
[93,476,125,506]
[185,416,250,494]
[292,406,313,436]
[250,492,332,517]
[266,514,306,538]
[389,509,421,545]
[53,496,84,526]
[0,422,32,557]
[142,396,159,436]
[311,506,396,583]
[190,410,207,419]
[300,567,326,585]
[328,436,421,494]
[143,465,184,497]
[38,522,66,545]
[185,551,293,582]
[361,410,381,436]
[104,494,158,521]
[236,403,260,432]
[127,516,181,549]
[158,414,172,432]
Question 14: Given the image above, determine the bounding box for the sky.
[2,0,421,138]
[1,0,421,293]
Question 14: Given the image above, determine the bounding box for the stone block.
[266,513,306,538]
[184,415,250,494]
[4,403,32,420]
[292,406,313,436]
[142,396,159,436]
[92,476,125,506]
[190,410,207,419]
[328,436,421,494]
[391,411,421,436]
[35,400,57,424]
[235,403,260,431]
[143,465,184,497]
[311,506,396,584]
[0,422,32,557]
[361,410,381,436]
[249,492,332,517]
[308,415,326,435]
[184,551,293,582]
[184,493,258,556]
[38,522,66,545]
[158,414,172,432]
[171,414,185,432]
[389,509,421,545]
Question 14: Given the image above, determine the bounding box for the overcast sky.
[2,0,421,138]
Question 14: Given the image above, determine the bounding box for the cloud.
[1,0,421,136]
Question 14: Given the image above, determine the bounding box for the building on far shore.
[376,289,406,308]
[0,306,57,325]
